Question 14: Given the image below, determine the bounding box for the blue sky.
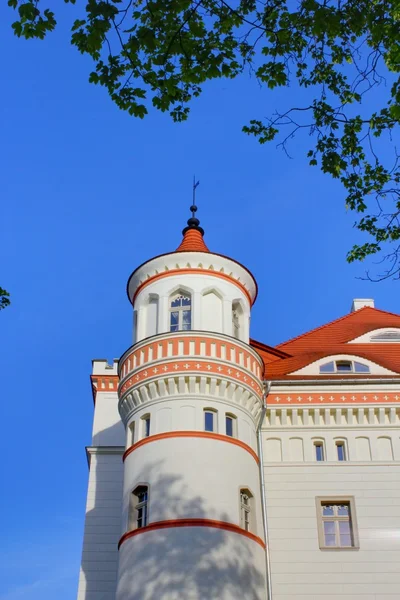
[1,5,398,600]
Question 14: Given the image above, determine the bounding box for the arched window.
[204,408,217,432]
[314,440,325,461]
[240,488,254,532]
[141,414,151,438]
[232,301,243,339]
[129,485,149,530]
[169,293,191,332]
[225,413,237,437]
[335,440,347,461]
[319,360,370,374]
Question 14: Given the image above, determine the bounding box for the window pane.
[145,418,150,437]
[315,443,324,461]
[354,361,370,373]
[170,311,179,326]
[337,504,349,516]
[226,416,233,437]
[171,298,181,308]
[340,533,352,546]
[324,533,337,546]
[182,297,191,306]
[322,505,334,516]
[320,361,335,373]
[339,521,350,534]
[324,521,335,535]
[336,361,352,372]
[337,443,346,461]
[182,310,191,330]
[204,411,214,432]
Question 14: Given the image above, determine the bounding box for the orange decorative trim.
[269,392,400,406]
[90,375,119,403]
[119,359,263,398]
[132,269,254,306]
[118,518,266,550]
[123,431,259,464]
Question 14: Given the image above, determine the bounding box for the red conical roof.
[176,228,210,253]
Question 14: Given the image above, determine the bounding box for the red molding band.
[123,431,259,464]
[118,518,266,550]
[132,268,254,306]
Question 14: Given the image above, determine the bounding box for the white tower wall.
[116,229,267,600]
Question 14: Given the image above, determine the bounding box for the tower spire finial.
[183,176,204,236]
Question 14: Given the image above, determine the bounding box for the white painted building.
[77,208,400,600]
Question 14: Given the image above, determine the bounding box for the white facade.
[77,219,400,600]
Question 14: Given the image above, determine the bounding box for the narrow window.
[169,293,191,332]
[225,414,236,437]
[316,498,359,549]
[240,489,253,532]
[127,421,135,447]
[314,441,325,461]
[204,409,216,432]
[129,485,149,530]
[336,441,346,461]
[142,414,150,438]
[232,302,243,339]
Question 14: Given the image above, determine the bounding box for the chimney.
[351,298,375,312]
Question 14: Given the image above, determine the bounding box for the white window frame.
[314,440,325,462]
[141,414,151,438]
[169,292,192,332]
[335,440,347,461]
[127,421,135,448]
[319,359,370,374]
[239,488,254,533]
[316,496,359,550]
[129,485,149,531]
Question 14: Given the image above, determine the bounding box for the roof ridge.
[276,306,372,349]
[250,338,292,359]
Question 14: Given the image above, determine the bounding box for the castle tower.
[116,206,267,599]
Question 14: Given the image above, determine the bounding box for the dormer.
[348,328,400,344]
[290,354,398,376]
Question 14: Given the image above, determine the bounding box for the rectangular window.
[204,410,215,432]
[136,487,148,529]
[316,497,359,549]
[336,441,346,461]
[314,442,325,461]
[240,489,253,532]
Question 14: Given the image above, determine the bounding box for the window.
[316,497,359,549]
[240,489,254,532]
[371,330,400,342]
[314,441,325,461]
[232,301,243,339]
[204,409,216,432]
[127,421,135,447]
[169,293,191,332]
[142,414,151,438]
[319,360,370,374]
[129,485,149,530]
[225,414,237,437]
[336,441,347,461]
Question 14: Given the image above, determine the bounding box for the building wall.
[263,402,400,600]
[77,360,125,600]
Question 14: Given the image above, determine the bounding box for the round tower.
[116,206,267,600]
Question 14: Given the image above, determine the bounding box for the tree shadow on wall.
[116,459,266,600]
[80,421,266,600]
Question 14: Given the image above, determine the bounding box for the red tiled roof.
[258,307,400,379]
[175,229,210,253]
[277,306,400,352]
